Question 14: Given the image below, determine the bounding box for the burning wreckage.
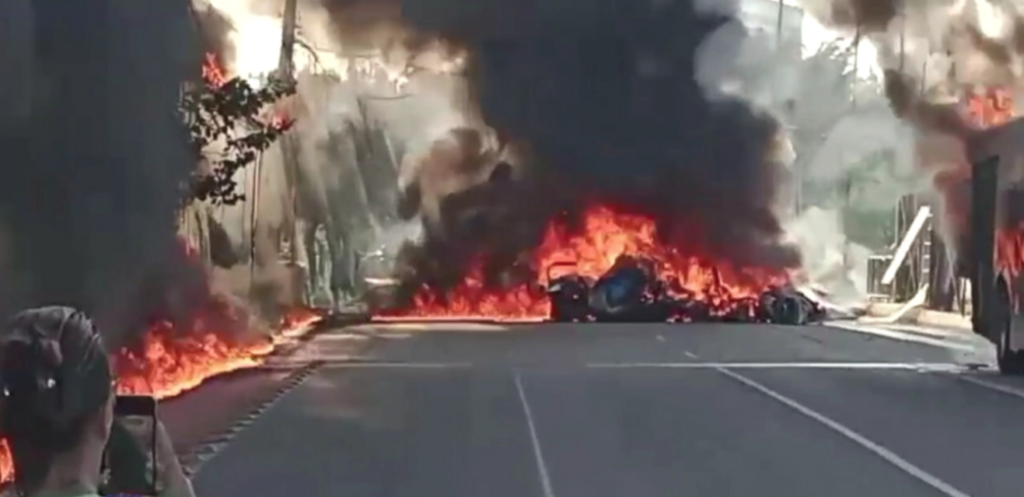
[545,256,824,325]
[373,252,824,325]
[372,202,825,326]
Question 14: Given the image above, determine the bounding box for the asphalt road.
[187,322,1024,497]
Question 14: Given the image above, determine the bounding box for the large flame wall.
[383,204,787,320]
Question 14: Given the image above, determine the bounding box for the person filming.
[0,306,195,497]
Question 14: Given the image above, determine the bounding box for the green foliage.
[842,208,895,251]
[842,150,905,250]
[179,74,296,205]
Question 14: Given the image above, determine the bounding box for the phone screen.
[101,396,159,496]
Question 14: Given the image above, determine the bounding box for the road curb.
[825,321,981,353]
[272,312,371,357]
[180,360,324,478]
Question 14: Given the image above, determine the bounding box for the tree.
[178,55,297,205]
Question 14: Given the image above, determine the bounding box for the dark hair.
[0,306,112,494]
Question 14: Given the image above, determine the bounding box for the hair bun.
[1,306,111,434]
[38,338,63,369]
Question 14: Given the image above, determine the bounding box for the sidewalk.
[861,301,973,334]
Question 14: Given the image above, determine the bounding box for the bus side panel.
[971,156,1000,340]
[1007,273,1024,350]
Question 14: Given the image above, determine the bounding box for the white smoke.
[787,0,1024,308]
[199,0,473,305]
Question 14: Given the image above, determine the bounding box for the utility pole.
[843,21,860,273]
[898,0,906,73]
[278,0,297,80]
[774,0,784,108]
[276,0,305,307]
[774,0,801,215]
[277,0,299,266]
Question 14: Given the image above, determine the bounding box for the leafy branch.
[179,62,297,205]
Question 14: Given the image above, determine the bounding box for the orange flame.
[0,52,314,484]
[964,87,1014,128]
[0,245,324,483]
[964,87,1023,274]
[201,52,296,133]
[276,307,323,340]
[268,108,295,132]
[0,306,322,482]
[384,204,787,320]
[202,53,228,88]
[114,300,269,399]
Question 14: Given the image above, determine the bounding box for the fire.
[114,296,269,399]
[268,108,295,132]
[111,239,322,399]
[0,309,322,484]
[277,307,324,340]
[0,444,8,483]
[0,306,322,483]
[202,52,295,133]
[0,50,315,486]
[202,53,228,88]
[964,87,1014,127]
[385,204,786,320]
[0,239,324,483]
[998,223,1024,275]
[963,87,1023,273]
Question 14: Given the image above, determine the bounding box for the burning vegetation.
[184,53,296,205]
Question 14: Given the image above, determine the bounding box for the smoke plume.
[799,0,1024,132]
[0,0,200,345]
[798,0,1024,270]
[319,0,802,294]
[193,0,237,68]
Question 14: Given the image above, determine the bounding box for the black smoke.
[0,0,200,346]
[323,0,801,295]
[192,1,237,70]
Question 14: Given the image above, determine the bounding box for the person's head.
[0,306,114,495]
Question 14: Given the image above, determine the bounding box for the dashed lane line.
[514,370,557,497]
[181,360,324,478]
[585,362,963,371]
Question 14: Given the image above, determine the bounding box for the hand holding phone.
[153,419,197,497]
[101,395,158,496]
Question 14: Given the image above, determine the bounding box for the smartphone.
[100,395,159,496]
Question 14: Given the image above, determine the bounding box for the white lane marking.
[826,322,978,352]
[585,362,962,371]
[656,335,665,342]
[683,351,698,359]
[956,374,1024,401]
[514,371,556,497]
[717,367,971,497]
[319,361,473,369]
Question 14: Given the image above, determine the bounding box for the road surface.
[180,322,1024,497]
